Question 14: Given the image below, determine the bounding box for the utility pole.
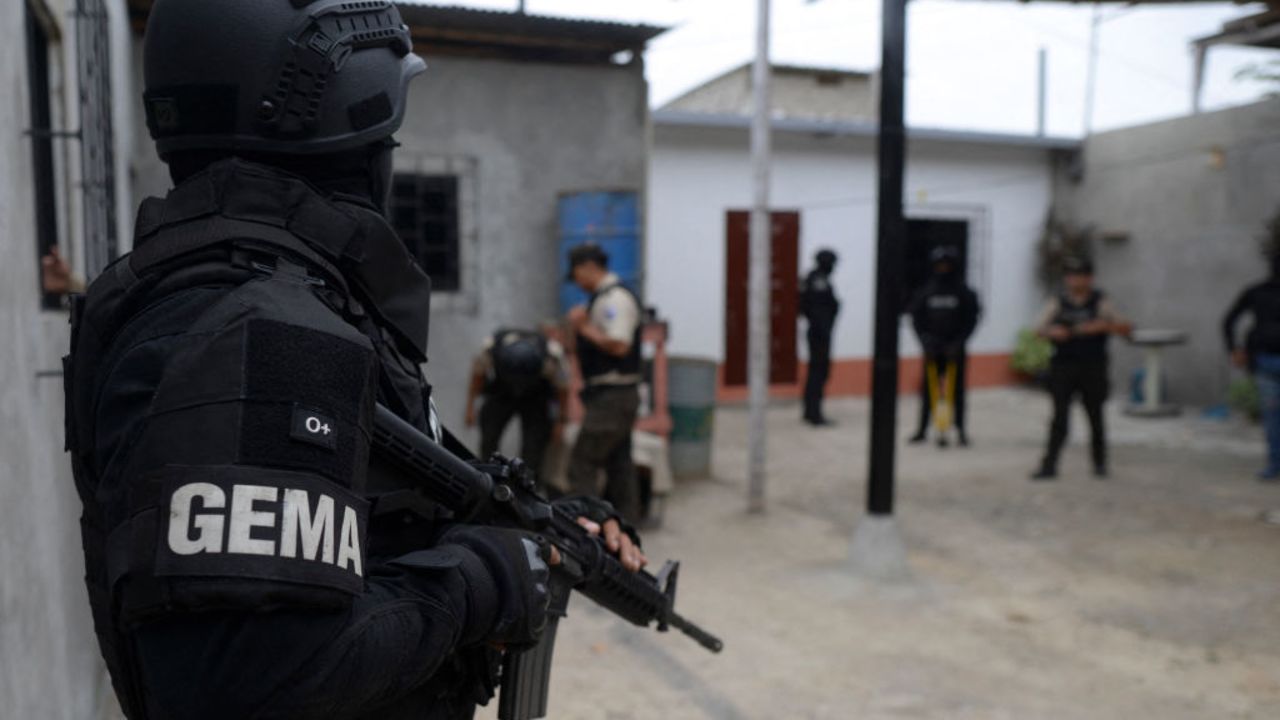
[747,0,772,514]
[866,0,906,518]
[849,0,911,582]
[1083,5,1101,135]
[1037,47,1048,137]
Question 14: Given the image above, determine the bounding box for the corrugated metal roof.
[396,3,667,47]
[128,2,668,57]
[654,109,1081,151]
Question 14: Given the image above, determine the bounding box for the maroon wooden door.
[724,211,799,387]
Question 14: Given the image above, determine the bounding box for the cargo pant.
[568,384,640,522]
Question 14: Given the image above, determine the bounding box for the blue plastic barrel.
[558,192,640,313]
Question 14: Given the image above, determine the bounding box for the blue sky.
[409,0,1278,136]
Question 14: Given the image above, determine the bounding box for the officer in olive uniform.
[63,3,640,718]
[799,249,841,426]
[565,244,644,522]
[465,327,569,486]
[1031,258,1132,480]
[907,246,981,447]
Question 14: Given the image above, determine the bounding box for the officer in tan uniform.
[464,325,569,488]
[565,244,643,521]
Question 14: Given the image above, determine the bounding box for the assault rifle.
[371,404,723,720]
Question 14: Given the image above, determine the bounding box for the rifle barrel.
[668,613,724,653]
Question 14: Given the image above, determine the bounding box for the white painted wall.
[647,124,1053,364]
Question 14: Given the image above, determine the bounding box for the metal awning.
[1191,9,1280,112]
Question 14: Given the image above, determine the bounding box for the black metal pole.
[867,0,907,516]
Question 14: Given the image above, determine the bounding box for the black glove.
[438,525,552,649]
[553,495,641,548]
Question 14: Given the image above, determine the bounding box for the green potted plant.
[1012,328,1052,385]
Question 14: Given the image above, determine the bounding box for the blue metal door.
[558,191,640,313]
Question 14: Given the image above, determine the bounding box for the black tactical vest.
[1051,290,1109,364]
[1246,281,1280,359]
[63,160,440,716]
[577,282,643,384]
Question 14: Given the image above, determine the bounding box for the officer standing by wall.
[1223,250,1280,480]
[907,246,981,447]
[1031,258,1132,480]
[464,326,569,487]
[63,2,642,718]
[799,249,841,426]
[565,244,643,521]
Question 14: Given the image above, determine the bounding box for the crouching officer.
[465,326,569,488]
[63,2,639,718]
[907,246,981,447]
[1031,258,1132,480]
[565,244,644,522]
[800,249,841,426]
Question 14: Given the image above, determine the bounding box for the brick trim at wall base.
[717,353,1020,403]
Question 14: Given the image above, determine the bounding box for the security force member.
[63,2,642,718]
[1223,252,1280,480]
[799,249,841,426]
[565,244,644,521]
[1031,258,1132,480]
[907,246,981,447]
[465,326,569,486]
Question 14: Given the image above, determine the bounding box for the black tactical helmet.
[929,245,960,265]
[1063,256,1095,276]
[492,330,548,397]
[815,248,838,272]
[143,0,426,160]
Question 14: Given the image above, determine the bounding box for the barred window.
[390,174,461,293]
[26,5,60,309]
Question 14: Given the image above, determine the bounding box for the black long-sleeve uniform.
[907,277,981,437]
[63,161,551,720]
[799,268,840,422]
[1223,278,1280,369]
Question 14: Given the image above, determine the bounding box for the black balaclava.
[167,138,397,214]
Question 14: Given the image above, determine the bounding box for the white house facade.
[647,107,1077,398]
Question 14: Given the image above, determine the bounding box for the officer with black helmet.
[1031,257,1132,480]
[464,326,569,489]
[907,245,981,447]
[63,2,642,718]
[799,248,841,426]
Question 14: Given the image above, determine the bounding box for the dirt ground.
[480,388,1280,720]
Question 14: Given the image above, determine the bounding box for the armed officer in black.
[1223,253,1280,480]
[799,249,841,426]
[907,246,981,447]
[465,327,569,488]
[565,244,644,522]
[62,2,640,718]
[1031,258,1132,480]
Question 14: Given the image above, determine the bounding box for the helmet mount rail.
[144,0,425,158]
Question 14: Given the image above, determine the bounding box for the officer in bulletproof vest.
[1223,250,1280,480]
[799,248,841,426]
[1030,258,1132,481]
[464,326,569,488]
[907,246,981,447]
[62,2,642,718]
[564,244,644,522]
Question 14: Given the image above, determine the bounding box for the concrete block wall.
[1057,98,1280,406]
